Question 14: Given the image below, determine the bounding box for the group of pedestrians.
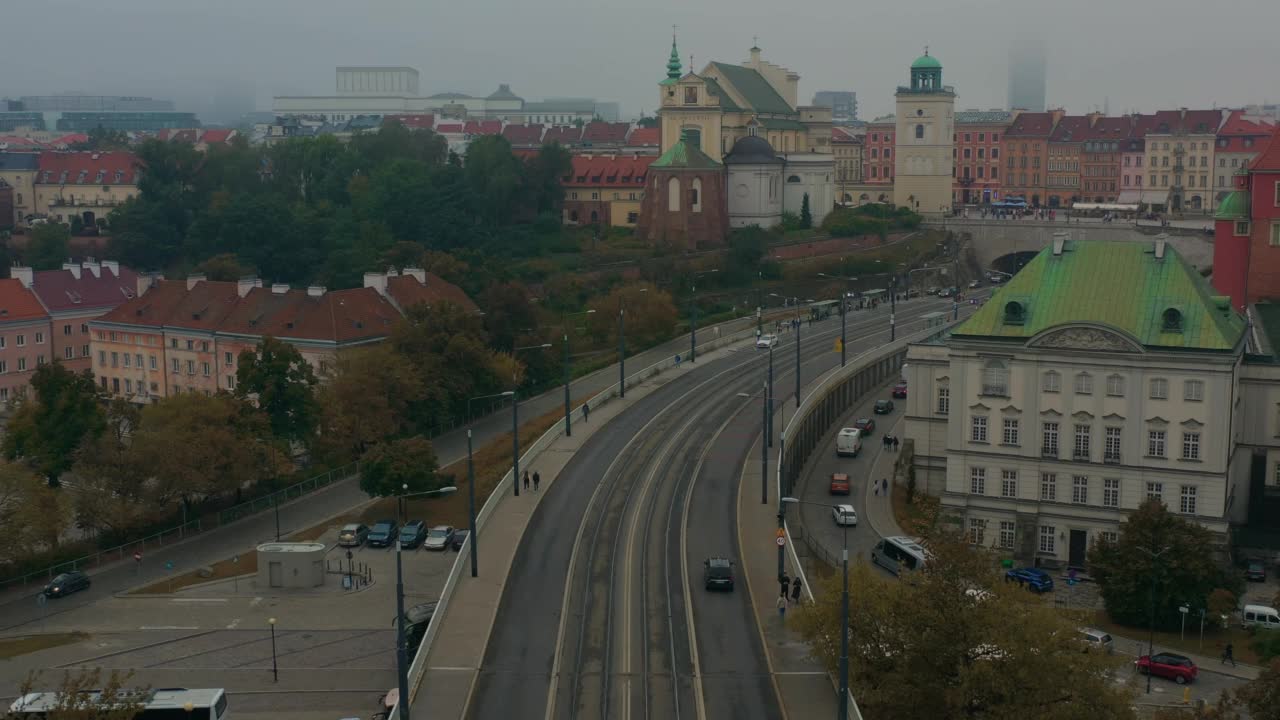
[873,477,889,496]
[521,469,542,492]
[777,572,804,619]
[881,434,900,452]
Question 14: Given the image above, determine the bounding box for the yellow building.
[832,127,864,204]
[1142,110,1223,214]
[0,153,39,227]
[893,51,956,218]
[32,151,140,226]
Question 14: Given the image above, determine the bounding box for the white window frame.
[1104,427,1122,462]
[1149,377,1168,399]
[1180,485,1197,515]
[970,467,987,495]
[1184,380,1204,402]
[1039,525,1056,554]
[968,518,986,546]
[1001,470,1017,498]
[1103,478,1120,508]
[999,521,1015,550]
[971,416,989,443]
[1101,530,1118,545]
[1074,373,1093,395]
[1106,374,1125,397]
[1042,371,1061,393]
[1042,422,1059,457]
[1002,418,1019,446]
[1182,431,1201,460]
[1040,472,1057,501]
[1146,481,1164,503]
[937,385,950,414]
[982,360,1009,397]
[1072,475,1089,504]
[1073,424,1091,461]
[1147,429,1166,458]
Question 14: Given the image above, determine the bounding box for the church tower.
[893,49,955,217]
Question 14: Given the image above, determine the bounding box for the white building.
[905,235,1248,568]
[723,125,834,230]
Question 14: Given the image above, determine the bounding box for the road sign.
[775,528,785,539]
[834,339,843,353]
[776,536,786,547]
[133,551,142,562]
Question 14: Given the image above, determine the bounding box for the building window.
[1147,481,1163,503]
[971,416,988,443]
[1073,424,1091,461]
[1149,378,1168,399]
[62,324,71,336]
[1042,371,1061,393]
[1184,380,1204,402]
[110,352,118,367]
[981,359,1008,396]
[968,518,986,546]
[16,335,24,347]
[122,354,130,368]
[186,340,194,351]
[1001,470,1017,498]
[99,350,107,366]
[1074,373,1093,395]
[202,362,211,377]
[1272,222,1280,247]
[1040,472,1057,501]
[915,124,924,139]
[1148,430,1166,458]
[970,467,986,495]
[63,346,72,360]
[1039,525,1055,554]
[1042,422,1059,457]
[186,360,195,375]
[1104,427,1122,463]
[1072,475,1089,504]
[150,355,157,370]
[1235,220,1251,236]
[82,345,89,357]
[937,384,950,414]
[1181,431,1201,460]
[1180,485,1197,515]
[227,375,236,389]
[1103,478,1120,508]
[1106,374,1125,397]
[17,358,26,371]
[1002,418,1019,446]
[1101,530,1118,545]
[999,521,1015,549]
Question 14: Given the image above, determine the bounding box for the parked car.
[367,520,399,548]
[853,417,876,435]
[1079,628,1114,654]
[874,399,895,414]
[703,557,735,591]
[43,570,90,598]
[399,520,428,549]
[338,523,370,547]
[403,600,438,656]
[1136,653,1198,684]
[968,280,981,289]
[938,287,953,298]
[831,504,858,527]
[1246,560,1267,582]
[830,472,851,495]
[1005,567,1054,593]
[891,382,908,399]
[423,525,455,551]
[450,529,470,552]
[1241,604,1280,630]
[756,334,779,349]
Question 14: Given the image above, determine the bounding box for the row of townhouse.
[0,150,140,229]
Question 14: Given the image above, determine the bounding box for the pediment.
[1028,325,1143,354]
[1182,418,1204,429]
[1072,410,1095,420]
[970,402,991,412]
[1001,405,1022,415]
[1103,413,1126,421]
[1040,409,1063,417]
[1147,416,1169,426]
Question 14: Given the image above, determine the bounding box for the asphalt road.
[468,296,974,720]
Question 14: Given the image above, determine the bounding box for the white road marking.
[140,625,199,630]
[171,598,227,603]
[226,619,241,629]
[249,597,263,607]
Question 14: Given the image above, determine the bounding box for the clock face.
[736,184,749,198]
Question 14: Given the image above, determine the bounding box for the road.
[467,295,975,720]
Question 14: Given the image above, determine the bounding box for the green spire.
[666,35,682,80]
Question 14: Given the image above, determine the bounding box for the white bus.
[9,687,227,720]
[870,536,927,576]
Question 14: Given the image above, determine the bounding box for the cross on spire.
[924,44,930,56]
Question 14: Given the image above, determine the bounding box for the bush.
[777,211,804,232]
[822,208,889,239]
[1253,628,1280,661]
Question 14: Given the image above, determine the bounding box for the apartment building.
[952,111,1012,205]
[1213,110,1275,202]
[1142,109,1224,213]
[0,278,51,406]
[1002,110,1062,205]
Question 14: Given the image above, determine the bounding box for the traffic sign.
[776,536,786,547]
[775,528,785,539]
[133,551,142,562]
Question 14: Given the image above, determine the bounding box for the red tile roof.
[50,134,89,147]
[563,154,654,188]
[199,129,236,144]
[386,114,435,130]
[502,124,545,146]
[581,122,629,144]
[1147,109,1223,136]
[0,278,50,323]
[0,136,47,150]
[30,262,141,313]
[96,279,189,328]
[436,123,464,134]
[1005,112,1058,137]
[386,273,480,314]
[831,127,862,143]
[1249,127,1280,172]
[1081,117,1132,142]
[1219,110,1275,136]
[464,120,502,136]
[36,151,140,185]
[542,126,582,145]
[626,127,660,146]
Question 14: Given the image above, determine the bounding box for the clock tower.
[894,49,956,218]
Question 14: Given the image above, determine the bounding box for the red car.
[853,417,876,435]
[829,473,851,495]
[892,382,908,399]
[1136,653,1198,684]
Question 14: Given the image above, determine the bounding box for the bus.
[871,536,927,576]
[9,687,228,720]
[808,299,840,321]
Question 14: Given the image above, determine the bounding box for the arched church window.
[915,124,925,139]
[787,175,801,183]
[668,177,681,212]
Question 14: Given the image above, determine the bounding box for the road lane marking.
[140,625,198,630]
[171,598,227,603]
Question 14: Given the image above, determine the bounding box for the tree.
[0,461,70,554]
[72,126,131,151]
[70,399,149,538]
[3,364,105,486]
[525,142,573,215]
[800,192,813,229]
[586,282,679,349]
[726,226,771,282]
[481,281,538,352]
[359,436,440,497]
[1090,499,1238,629]
[235,336,320,447]
[16,668,148,720]
[194,253,256,282]
[464,135,526,225]
[792,535,1134,720]
[316,345,426,463]
[1236,659,1280,720]
[26,223,72,270]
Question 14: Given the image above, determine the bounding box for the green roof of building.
[662,37,682,85]
[709,62,794,115]
[651,135,722,170]
[954,240,1245,352]
[761,117,806,131]
[1214,190,1249,220]
[701,76,742,111]
[911,53,942,70]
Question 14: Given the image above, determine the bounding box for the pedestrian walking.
[533,471,541,492]
[893,436,900,452]
[1223,642,1236,667]
[582,403,590,422]
[791,577,803,604]
[523,470,530,491]
[780,573,791,599]
[874,482,879,496]
[882,477,888,493]
[777,594,787,619]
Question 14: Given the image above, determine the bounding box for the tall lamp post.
[561,311,595,437]
[688,269,719,363]
[782,496,851,720]
[466,392,514,577]
[511,343,552,498]
[619,288,647,399]
[394,485,458,720]
[1135,541,1171,695]
[268,617,278,683]
[819,272,857,367]
[738,383,778,506]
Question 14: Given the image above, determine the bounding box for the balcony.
[1041,448,1058,459]
[48,197,123,208]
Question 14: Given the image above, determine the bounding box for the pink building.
[0,278,52,406]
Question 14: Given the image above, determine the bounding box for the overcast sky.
[4,0,1278,123]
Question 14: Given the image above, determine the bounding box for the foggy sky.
[4,0,1277,124]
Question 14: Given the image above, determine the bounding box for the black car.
[874,399,894,414]
[704,557,735,591]
[44,570,91,598]
[450,529,470,552]
[399,520,427,549]
[367,520,399,548]
[403,600,438,656]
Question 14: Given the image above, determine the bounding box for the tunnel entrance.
[990,251,1040,277]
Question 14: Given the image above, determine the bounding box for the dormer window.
[1161,308,1183,332]
[1003,301,1026,325]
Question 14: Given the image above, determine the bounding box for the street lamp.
[512,343,552,498]
[689,269,719,363]
[738,383,779,506]
[394,484,458,720]
[467,392,514,577]
[268,617,278,683]
[819,272,856,367]
[561,312,595,437]
[782,496,851,720]
[1135,542,1171,695]
[619,288,647,400]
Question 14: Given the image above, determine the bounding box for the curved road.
[468,297,967,720]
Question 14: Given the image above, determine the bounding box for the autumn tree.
[194,253,256,281]
[792,535,1134,720]
[25,222,72,270]
[586,282,678,349]
[316,345,425,463]
[235,336,319,447]
[3,364,105,487]
[70,399,150,537]
[0,461,71,555]
[482,281,538,352]
[359,436,440,498]
[1090,498,1238,629]
[16,668,147,719]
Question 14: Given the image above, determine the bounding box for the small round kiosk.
[256,542,326,589]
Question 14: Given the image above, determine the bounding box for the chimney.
[62,262,81,280]
[385,267,400,278]
[1155,233,1168,260]
[403,267,426,284]
[363,271,387,296]
[271,283,289,295]
[237,275,259,298]
[186,273,206,290]
[82,259,101,278]
[1052,231,1068,256]
[101,259,119,276]
[136,272,161,298]
[306,285,326,297]
[11,266,33,288]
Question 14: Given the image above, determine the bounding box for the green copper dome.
[664,37,682,82]
[911,52,942,70]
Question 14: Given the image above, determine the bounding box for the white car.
[832,504,858,527]
[756,334,779,349]
[422,525,455,551]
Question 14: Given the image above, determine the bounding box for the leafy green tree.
[1090,498,1238,629]
[1237,659,1280,719]
[800,192,812,229]
[71,126,131,151]
[316,345,426,463]
[3,364,105,486]
[465,135,525,225]
[359,436,440,498]
[26,223,71,270]
[481,281,538,352]
[726,226,771,282]
[194,253,255,281]
[525,142,573,214]
[235,337,320,447]
[70,399,149,537]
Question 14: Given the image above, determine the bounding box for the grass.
[0,632,88,659]
[131,551,260,595]
[1088,609,1263,665]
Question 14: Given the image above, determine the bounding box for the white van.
[1242,604,1280,630]
[836,428,864,457]
[871,536,927,576]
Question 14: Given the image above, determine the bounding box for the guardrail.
[398,311,772,712]
[776,320,958,720]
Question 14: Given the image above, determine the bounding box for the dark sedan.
[450,530,470,552]
[367,520,399,548]
[44,570,91,598]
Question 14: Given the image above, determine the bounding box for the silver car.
[422,525,455,551]
[831,504,858,527]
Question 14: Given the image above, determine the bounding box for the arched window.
[787,175,802,183]
[981,360,1009,397]
[668,177,681,212]
[589,210,599,223]
[915,124,925,139]
[691,177,702,213]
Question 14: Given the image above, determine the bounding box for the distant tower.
[1007,43,1047,111]
[637,129,729,251]
[894,49,956,218]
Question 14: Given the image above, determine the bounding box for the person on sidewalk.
[523,470,531,491]
[777,594,787,620]
[893,436,900,452]
[1223,642,1236,667]
[533,471,541,492]
[882,478,889,494]
[582,403,590,422]
[791,577,803,605]
[780,573,791,599]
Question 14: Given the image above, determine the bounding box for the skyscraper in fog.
[1007,44,1046,111]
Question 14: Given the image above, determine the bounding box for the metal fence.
[0,461,360,593]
